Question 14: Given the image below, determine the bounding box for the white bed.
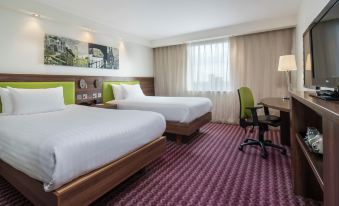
[0,105,166,192]
[107,96,212,123]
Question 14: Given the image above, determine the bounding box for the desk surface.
[261,97,290,112]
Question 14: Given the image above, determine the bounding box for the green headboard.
[103,81,139,103]
[0,82,75,112]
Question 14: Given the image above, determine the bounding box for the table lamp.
[278,55,297,92]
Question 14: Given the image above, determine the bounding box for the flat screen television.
[304,0,339,89]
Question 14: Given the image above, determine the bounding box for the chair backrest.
[238,87,255,119]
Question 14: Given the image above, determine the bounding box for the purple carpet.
[0,123,320,206]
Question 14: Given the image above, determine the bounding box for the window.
[187,38,231,92]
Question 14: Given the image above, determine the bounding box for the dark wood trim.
[166,112,212,144]
[0,136,166,206]
[0,73,154,104]
[0,73,154,82]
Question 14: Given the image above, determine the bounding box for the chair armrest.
[258,102,270,115]
[245,106,263,110]
[245,106,263,123]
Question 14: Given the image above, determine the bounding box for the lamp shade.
[278,55,297,71]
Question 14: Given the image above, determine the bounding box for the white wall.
[293,0,330,89]
[0,8,154,77]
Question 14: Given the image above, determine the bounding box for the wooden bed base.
[166,112,212,144]
[0,136,166,206]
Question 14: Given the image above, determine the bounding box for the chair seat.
[246,115,281,127]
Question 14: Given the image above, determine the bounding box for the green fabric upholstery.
[0,82,75,113]
[102,81,140,103]
[238,87,255,119]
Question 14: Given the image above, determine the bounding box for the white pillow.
[0,88,14,114]
[8,87,66,115]
[121,84,145,99]
[112,84,124,100]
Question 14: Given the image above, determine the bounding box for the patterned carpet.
[0,123,320,206]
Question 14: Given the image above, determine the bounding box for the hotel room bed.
[0,105,165,192]
[103,80,213,144]
[107,96,212,123]
[103,82,212,143]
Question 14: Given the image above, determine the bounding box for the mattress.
[107,96,212,123]
[0,105,166,191]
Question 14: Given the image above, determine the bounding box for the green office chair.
[237,87,287,158]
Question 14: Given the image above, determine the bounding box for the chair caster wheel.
[239,145,244,151]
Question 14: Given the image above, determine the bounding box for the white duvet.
[108,96,212,123]
[0,105,165,191]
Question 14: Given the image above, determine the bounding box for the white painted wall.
[293,0,330,89]
[0,8,154,77]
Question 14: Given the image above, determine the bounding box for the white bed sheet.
[0,105,165,191]
[108,96,212,123]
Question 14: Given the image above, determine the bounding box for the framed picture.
[44,34,119,69]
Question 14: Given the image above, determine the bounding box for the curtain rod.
[186,26,295,44]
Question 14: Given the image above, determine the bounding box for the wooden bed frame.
[0,136,166,206]
[166,112,212,144]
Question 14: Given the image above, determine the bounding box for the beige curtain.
[154,44,187,96]
[230,29,293,100]
[154,28,294,123]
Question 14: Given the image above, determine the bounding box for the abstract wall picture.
[44,34,119,69]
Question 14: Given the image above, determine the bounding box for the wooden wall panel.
[0,73,154,104]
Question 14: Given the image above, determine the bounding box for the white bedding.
[108,96,212,123]
[0,105,165,191]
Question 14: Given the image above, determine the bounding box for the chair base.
[239,138,287,159]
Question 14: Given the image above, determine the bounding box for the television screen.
[311,1,339,88]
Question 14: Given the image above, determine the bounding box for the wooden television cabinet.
[291,91,339,206]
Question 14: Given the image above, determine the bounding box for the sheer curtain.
[187,38,231,92]
[154,28,294,123]
[186,38,238,122]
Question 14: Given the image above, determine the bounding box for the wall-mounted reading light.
[119,40,125,50]
[32,13,40,17]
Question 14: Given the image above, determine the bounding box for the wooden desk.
[260,97,291,146]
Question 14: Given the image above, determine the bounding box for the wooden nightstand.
[90,103,117,109]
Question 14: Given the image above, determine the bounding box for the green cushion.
[0,82,75,113]
[103,81,139,103]
[238,87,255,119]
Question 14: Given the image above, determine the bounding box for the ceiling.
[33,0,301,41]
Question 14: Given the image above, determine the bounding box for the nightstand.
[90,103,117,109]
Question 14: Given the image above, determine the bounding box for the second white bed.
[107,96,212,123]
